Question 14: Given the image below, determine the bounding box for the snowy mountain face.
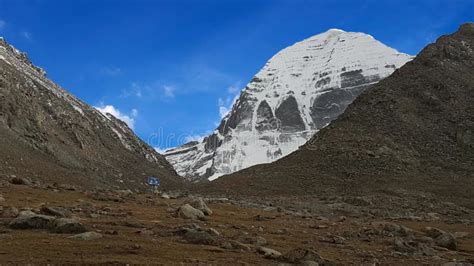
[0,37,180,190]
[164,29,413,182]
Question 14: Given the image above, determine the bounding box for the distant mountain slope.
[165,29,412,181]
[207,23,474,207]
[0,38,181,190]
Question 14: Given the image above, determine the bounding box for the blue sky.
[0,0,472,150]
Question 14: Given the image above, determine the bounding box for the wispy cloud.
[185,134,206,143]
[227,81,241,94]
[154,147,168,154]
[94,104,138,130]
[21,31,32,40]
[218,81,241,118]
[120,82,143,98]
[101,67,122,76]
[120,82,178,100]
[163,85,175,98]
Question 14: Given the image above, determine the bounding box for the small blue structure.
[147,176,161,187]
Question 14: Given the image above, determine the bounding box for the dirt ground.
[0,183,473,265]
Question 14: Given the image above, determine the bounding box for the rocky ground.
[0,177,473,265]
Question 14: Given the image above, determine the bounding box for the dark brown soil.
[1,183,473,264]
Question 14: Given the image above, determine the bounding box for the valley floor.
[0,180,473,265]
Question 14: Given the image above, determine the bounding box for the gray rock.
[69,231,103,240]
[424,227,457,250]
[383,223,413,236]
[9,177,31,186]
[0,195,4,202]
[206,228,220,236]
[435,232,457,251]
[1,206,19,218]
[50,218,87,234]
[393,238,435,256]
[258,246,281,259]
[281,248,324,264]
[182,229,217,245]
[189,197,213,216]
[236,235,268,246]
[40,205,70,218]
[454,232,470,239]
[424,227,444,238]
[9,211,55,229]
[225,240,251,251]
[177,204,206,221]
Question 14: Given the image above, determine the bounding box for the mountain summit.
[0,38,181,189]
[208,23,474,207]
[165,29,412,181]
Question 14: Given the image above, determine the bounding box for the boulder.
[383,223,413,236]
[222,240,251,251]
[435,232,457,251]
[258,246,281,259]
[393,238,435,256]
[424,227,444,238]
[50,218,87,234]
[9,177,31,186]
[182,229,217,245]
[9,211,55,229]
[177,204,206,221]
[236,235,268,246]
[189,197,212,216]
[40,205,70,218]
[424,227,457,250]
[281,248,324,264]
[1,206,19,218]
[69,231,103,240]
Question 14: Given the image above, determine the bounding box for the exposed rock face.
[0,38,181,190]
[208,24,474,208]
[165,29,412,181]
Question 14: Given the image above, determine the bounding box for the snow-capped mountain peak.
[165,29,413,182]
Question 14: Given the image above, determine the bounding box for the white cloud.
[21,31,32,40]
[154,147,168,154]
[121,82,177,100]
[185,134,206,143]
[0,20,6,30]
[227,81,241,94]
[94,104,137,129]
[120,82,143,98]
[218,98,231,118]
[218,87,240,118]
[163,85,175,98]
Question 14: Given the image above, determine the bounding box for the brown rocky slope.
[0,38,182,190]
[205,23,474,208]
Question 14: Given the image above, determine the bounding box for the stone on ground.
[9,211,55,229]
[177,204,206,220]
[50,218,87,234]
[188,197,213,216]
[258,246,282,259]
[69,231,103,240]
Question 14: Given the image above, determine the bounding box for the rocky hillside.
[206,24,474,208]
[165,29,412,182]
[0,38,181,190]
